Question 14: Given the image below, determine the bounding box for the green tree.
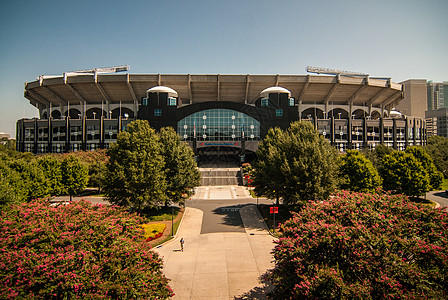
[0,160,27,207]
[38,156,65,196]
[405,146,443,190]
[61,156,88,201]
[380,151,430,198]
[159,127,200,206]
[361,143,394,169]
[8,159,50,201]
[340,150,382,193]
[104,120,167,212]
[425,135,448,178]
[253,121,340,206]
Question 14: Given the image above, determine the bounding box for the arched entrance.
[177,108,260,167]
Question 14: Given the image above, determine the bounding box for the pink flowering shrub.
[265,191,448,299]
[0,200,173,299]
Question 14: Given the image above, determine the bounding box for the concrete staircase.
[199,168,242,186]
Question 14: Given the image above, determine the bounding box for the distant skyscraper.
[427,81,448,111]
[425,82,448,138]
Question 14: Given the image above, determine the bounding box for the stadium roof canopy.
[24,73,403,110]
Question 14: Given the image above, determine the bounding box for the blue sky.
[1,0,447,135]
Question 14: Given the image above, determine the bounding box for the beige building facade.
[396,79,428,119]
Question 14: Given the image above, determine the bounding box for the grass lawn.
[141,206,181,222]
[441,178,448,190]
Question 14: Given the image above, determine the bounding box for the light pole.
[273,203,276,234]
[171,205,174,237]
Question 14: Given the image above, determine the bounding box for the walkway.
[426,190,448,208]
[154,186,275,300]
[192,186,251,200]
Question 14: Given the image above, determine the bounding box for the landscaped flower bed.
[141,223,166,241]
[0,200,173,299]
[265,191,448,299]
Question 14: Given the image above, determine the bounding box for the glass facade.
[177,109,260,141]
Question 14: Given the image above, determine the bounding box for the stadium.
[17,66,426,164]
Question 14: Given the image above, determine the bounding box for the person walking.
[180,237,184,252]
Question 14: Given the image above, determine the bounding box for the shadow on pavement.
[233,277,274,300]
[433,191,448,198]
[211,204,247,229]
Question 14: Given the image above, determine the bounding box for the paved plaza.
[154,186,275,300]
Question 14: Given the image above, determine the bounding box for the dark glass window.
[177,108,260,141]
[168,97,177,106]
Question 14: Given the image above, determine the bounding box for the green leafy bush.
[0,200,173,299]
[265,191,448,299]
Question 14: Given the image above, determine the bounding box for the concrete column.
[82,116,87,151]
[363,117,368,149]
[34,118,38,154]
[404,119,408,149]
[330,117,335,146]
[48,117,52,153]
[379,117,384,144]
[393,119,397,150]
[100,116,105,149]
[65,116,70,153]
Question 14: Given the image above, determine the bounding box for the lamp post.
[171,204,174,237]
[273,204,276,234]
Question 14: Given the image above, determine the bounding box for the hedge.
[0,200,173,299]
[265,191,448,299]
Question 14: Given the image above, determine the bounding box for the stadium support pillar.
[363,117,368,149]
[393,119,397,150]
[100,116,105,148]
[379,117,384,144]
[330,116,335,146]
[34,118,38,154]
[405,118,409,149]
[298,100,302,120]
[48,117,52,152]
[65,117,70,153]
[348,115,352,149]
[82,116,87,151]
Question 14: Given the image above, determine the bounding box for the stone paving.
[154,186,275,300]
